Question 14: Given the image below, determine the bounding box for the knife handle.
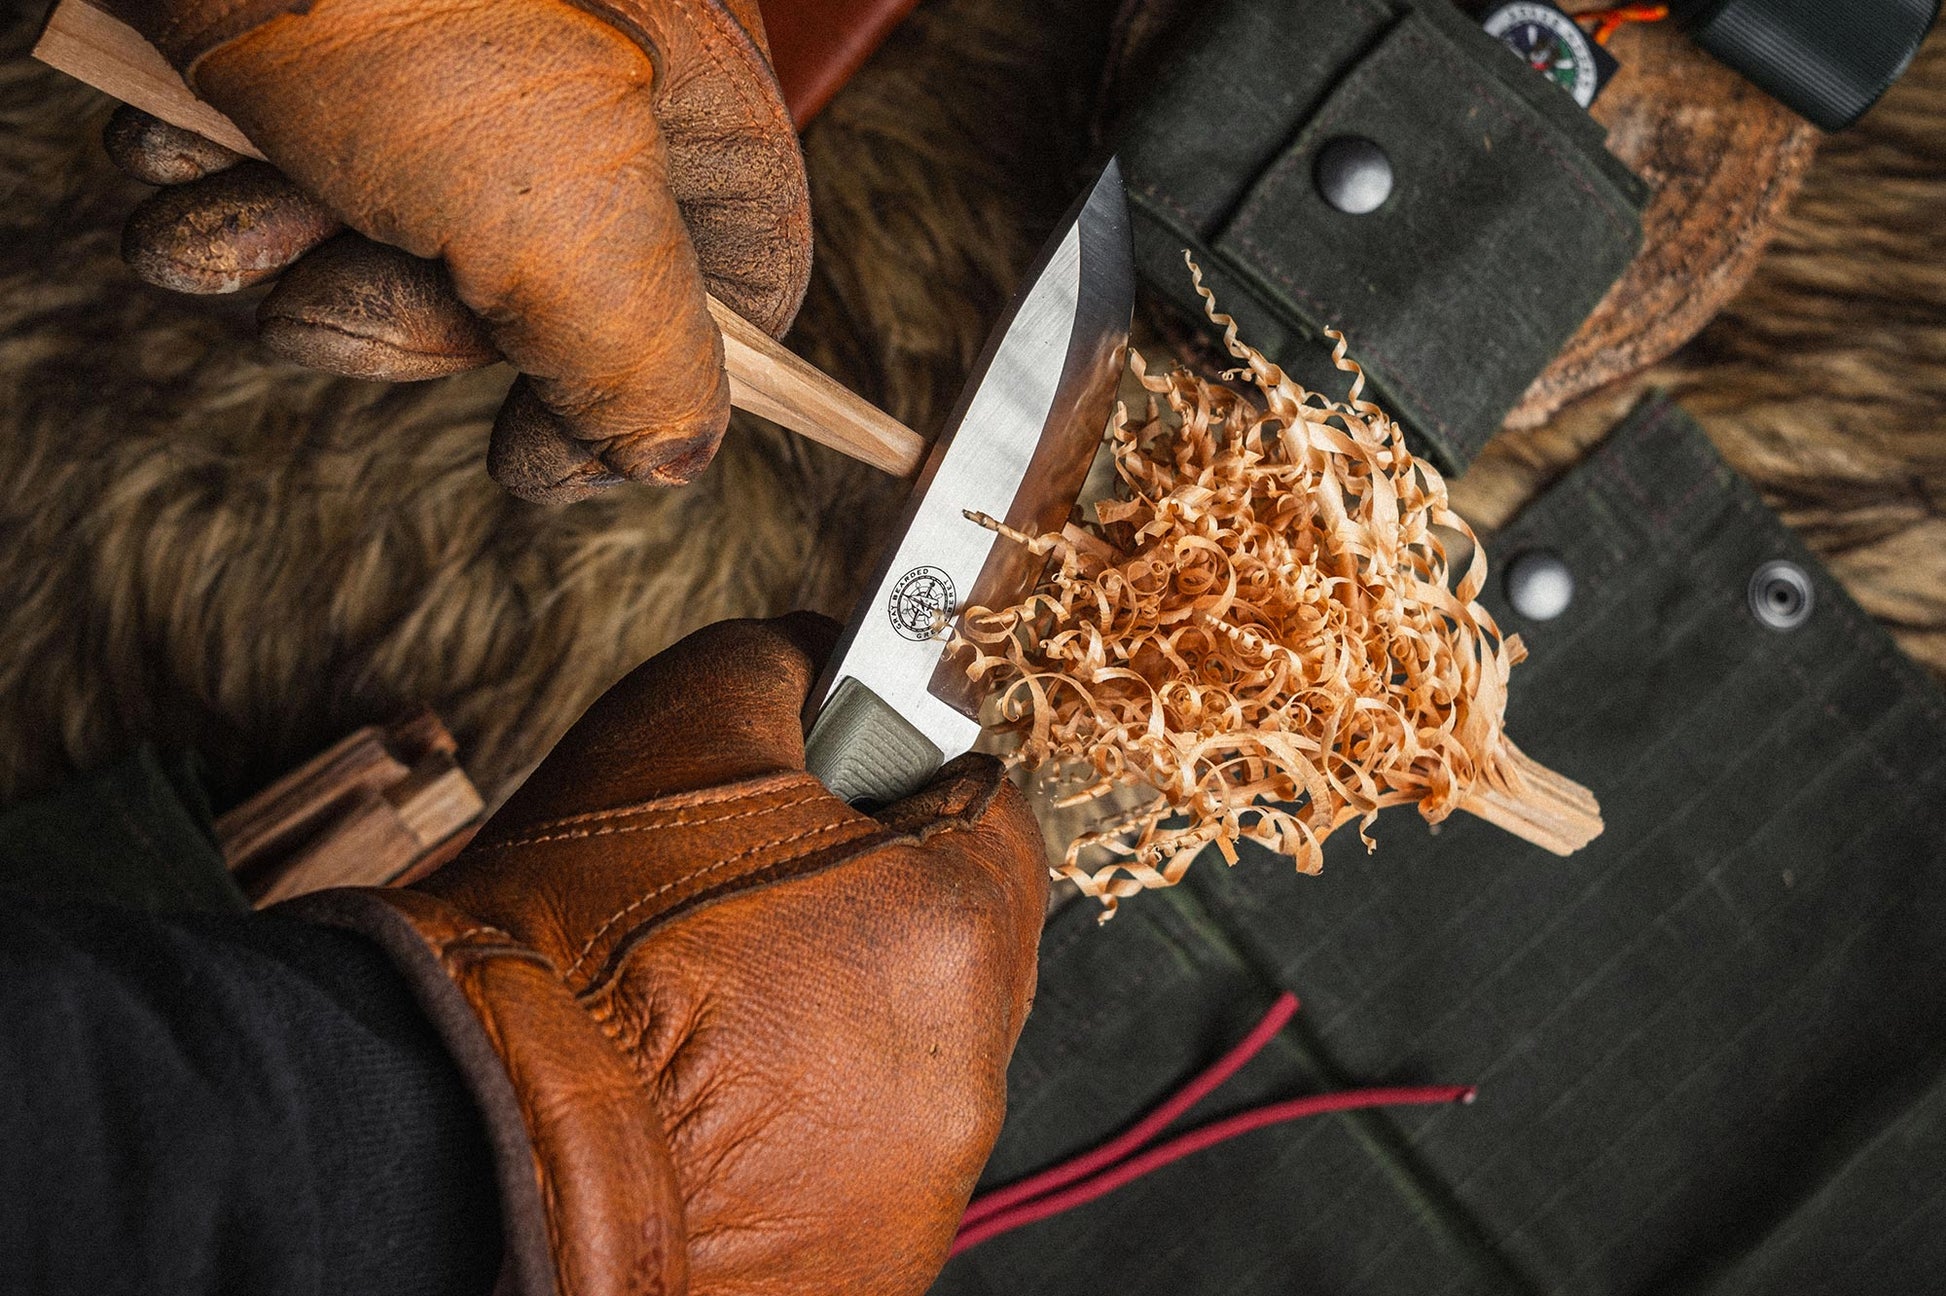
[33,0,929,479]
[802,678,945,807]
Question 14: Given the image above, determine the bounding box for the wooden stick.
[1459,739,1604,856]
[705,296,922,476]
[32,0,927,479]
[1055,523,1604,857]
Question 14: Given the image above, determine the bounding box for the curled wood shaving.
[953,263,1531,915]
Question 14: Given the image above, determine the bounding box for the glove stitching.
[562,814,869,980]
[471,788,826,852]
[441,923,511,947]
[475,777,823,841]
[668,0,778,144]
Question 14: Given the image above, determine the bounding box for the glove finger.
[490,614,842,825]
[258,231,498,381]
[103,105,243,186]
[486,380,626,504]
[123,161,341,294]
[195,2,733,494]
[487,380,729,503]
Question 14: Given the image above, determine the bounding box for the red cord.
[1577,3,1669,45]
[958,991,1301,1229]
[952,1084,1474,1255]
[951,990,1477,1257]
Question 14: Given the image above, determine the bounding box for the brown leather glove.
[282,615,1049,1296]
[99,0,812,501]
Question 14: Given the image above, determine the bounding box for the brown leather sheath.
[756,0,921,124]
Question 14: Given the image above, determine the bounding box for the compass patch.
[1482,2,1617,109]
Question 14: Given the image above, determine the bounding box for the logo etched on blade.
[887,567,957,642]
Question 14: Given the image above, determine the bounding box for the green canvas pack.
[1113,0,1649,473]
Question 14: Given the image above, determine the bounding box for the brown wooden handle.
[33,0,927,478]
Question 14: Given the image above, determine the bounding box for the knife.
[803,161,1133,804]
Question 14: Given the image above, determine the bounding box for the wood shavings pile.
[954,269,1544,914]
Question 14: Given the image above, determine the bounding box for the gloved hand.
[283,615,1049,1296]
[97,0,812,501]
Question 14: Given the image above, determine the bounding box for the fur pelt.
[0,0,1113,809]
[0,0,1938,815]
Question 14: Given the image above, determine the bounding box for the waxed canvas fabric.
[933,396,1946,1294]
[1114,0,1648,474]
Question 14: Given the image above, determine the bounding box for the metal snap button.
[1748,560,1813,630]
[1314,137,1394,215]
[1504,550,1573,621]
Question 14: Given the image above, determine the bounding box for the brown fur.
[0,0,1938,815]
[0,0,1110,808]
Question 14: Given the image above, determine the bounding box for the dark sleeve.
[0,897,503,1296]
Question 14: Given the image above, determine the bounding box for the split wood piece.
[215,706,442,865]
[217,707,484,906]
[33,0,928,479]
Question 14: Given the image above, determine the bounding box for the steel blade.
[806,159,1134,766]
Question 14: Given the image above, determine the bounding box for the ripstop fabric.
[934,394,1946,1295]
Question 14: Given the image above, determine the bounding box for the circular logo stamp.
[888,566,957,641]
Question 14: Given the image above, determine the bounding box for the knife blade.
[804,159,1134,805]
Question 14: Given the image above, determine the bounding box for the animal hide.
[0,0,1939,814]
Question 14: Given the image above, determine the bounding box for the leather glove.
[98,0,812,501]
[282,615,1050,1296]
